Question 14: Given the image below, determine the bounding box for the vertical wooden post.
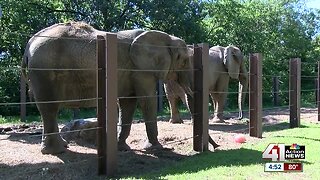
[272,76,279,106]
[317,61,320,121]
[249,53,262,138]
[157,80,163,113]
[20,75,26,122]
[315,78,318,106]
[289,58,301,128]
[97,33,118,176]
[193,43,209,152]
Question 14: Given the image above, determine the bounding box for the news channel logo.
[262,143,305,172]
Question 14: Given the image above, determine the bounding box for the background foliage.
[0,0,320,116]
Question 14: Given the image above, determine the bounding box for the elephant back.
[24,22,102,108]
[129,30,173,79]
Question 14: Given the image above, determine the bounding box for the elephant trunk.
[237,66,248,120]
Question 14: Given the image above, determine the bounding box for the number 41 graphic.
[262,143,285,161]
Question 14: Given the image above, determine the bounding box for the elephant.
[22,21,193,154]
[164,45,248,123]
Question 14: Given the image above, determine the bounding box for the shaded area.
[117,149,188,178]
[0,107,318,179]
[137,148,263,179]
[0,150,99,180]
[0,145,189,180]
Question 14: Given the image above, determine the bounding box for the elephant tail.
[21,51,34,100]
[21,51,28,81]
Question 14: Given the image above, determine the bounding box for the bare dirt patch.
[0,108,318,179]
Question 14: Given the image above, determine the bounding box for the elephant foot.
[41,135,68,154]
[143,140,163,151]
[169,118,183,124]
[118,142,131,151]
[211,116,226,123]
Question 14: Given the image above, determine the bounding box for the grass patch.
[124,122,320,179]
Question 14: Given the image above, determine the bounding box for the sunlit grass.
[122,122,320,179]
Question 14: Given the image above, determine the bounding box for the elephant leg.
[210,93,217,120]
[168,96,183,124]
[37,103,68,154]
[164,81,183,123]
[211,92,227,123]
[139,95,163,150]
[134,75,163,150]
[118,98,137,151]
[216,92,228,122]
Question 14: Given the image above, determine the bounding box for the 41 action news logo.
[262,143,305,161]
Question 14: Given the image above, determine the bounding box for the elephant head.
[224,45,244,79]
[130,30,192,94]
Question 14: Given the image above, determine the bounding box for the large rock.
[61,118,98,144]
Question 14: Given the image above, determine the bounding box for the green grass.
[124,122,320,180]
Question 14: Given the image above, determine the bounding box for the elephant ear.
[224,45,243,79]
[130,30,173,79]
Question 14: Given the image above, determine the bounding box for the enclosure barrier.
[13,31,320,178]
[272,76,280,106]
[192,43,209,152]
[249,53,263,138]
[289,58,301,128]
[318,61,320,122]
[96,33,118,176]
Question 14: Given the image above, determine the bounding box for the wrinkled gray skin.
[164,45,248,123]
[22,22,192,154]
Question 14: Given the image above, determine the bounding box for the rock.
[3,127,13,132]
[18,124,30,130]
[24,127,42,135]
[61,118,98,144]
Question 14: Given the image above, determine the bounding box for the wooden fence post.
[193,43,209,152]
[289,58,301,128]
[272,76,280,106]
[315,78,318,106]
[317,61,320,121]
[97,33,118,177]
[20,74,26,122]
[249,53,262,138]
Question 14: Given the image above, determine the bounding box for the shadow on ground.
[134,148,263,179]
[0,147,189,180]
[0,150,99,180]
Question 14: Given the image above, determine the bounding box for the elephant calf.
[22,22,193,154]
[164,45,248,123]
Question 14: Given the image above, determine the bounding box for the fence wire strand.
[1,28,320,177]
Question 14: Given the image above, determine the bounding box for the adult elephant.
[22,22,193,154]
[164,45,248,123]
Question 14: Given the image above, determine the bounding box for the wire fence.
[1,29,320,178]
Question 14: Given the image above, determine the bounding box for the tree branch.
[29,2,88,17]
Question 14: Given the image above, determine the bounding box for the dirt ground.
[0,108,318,180]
